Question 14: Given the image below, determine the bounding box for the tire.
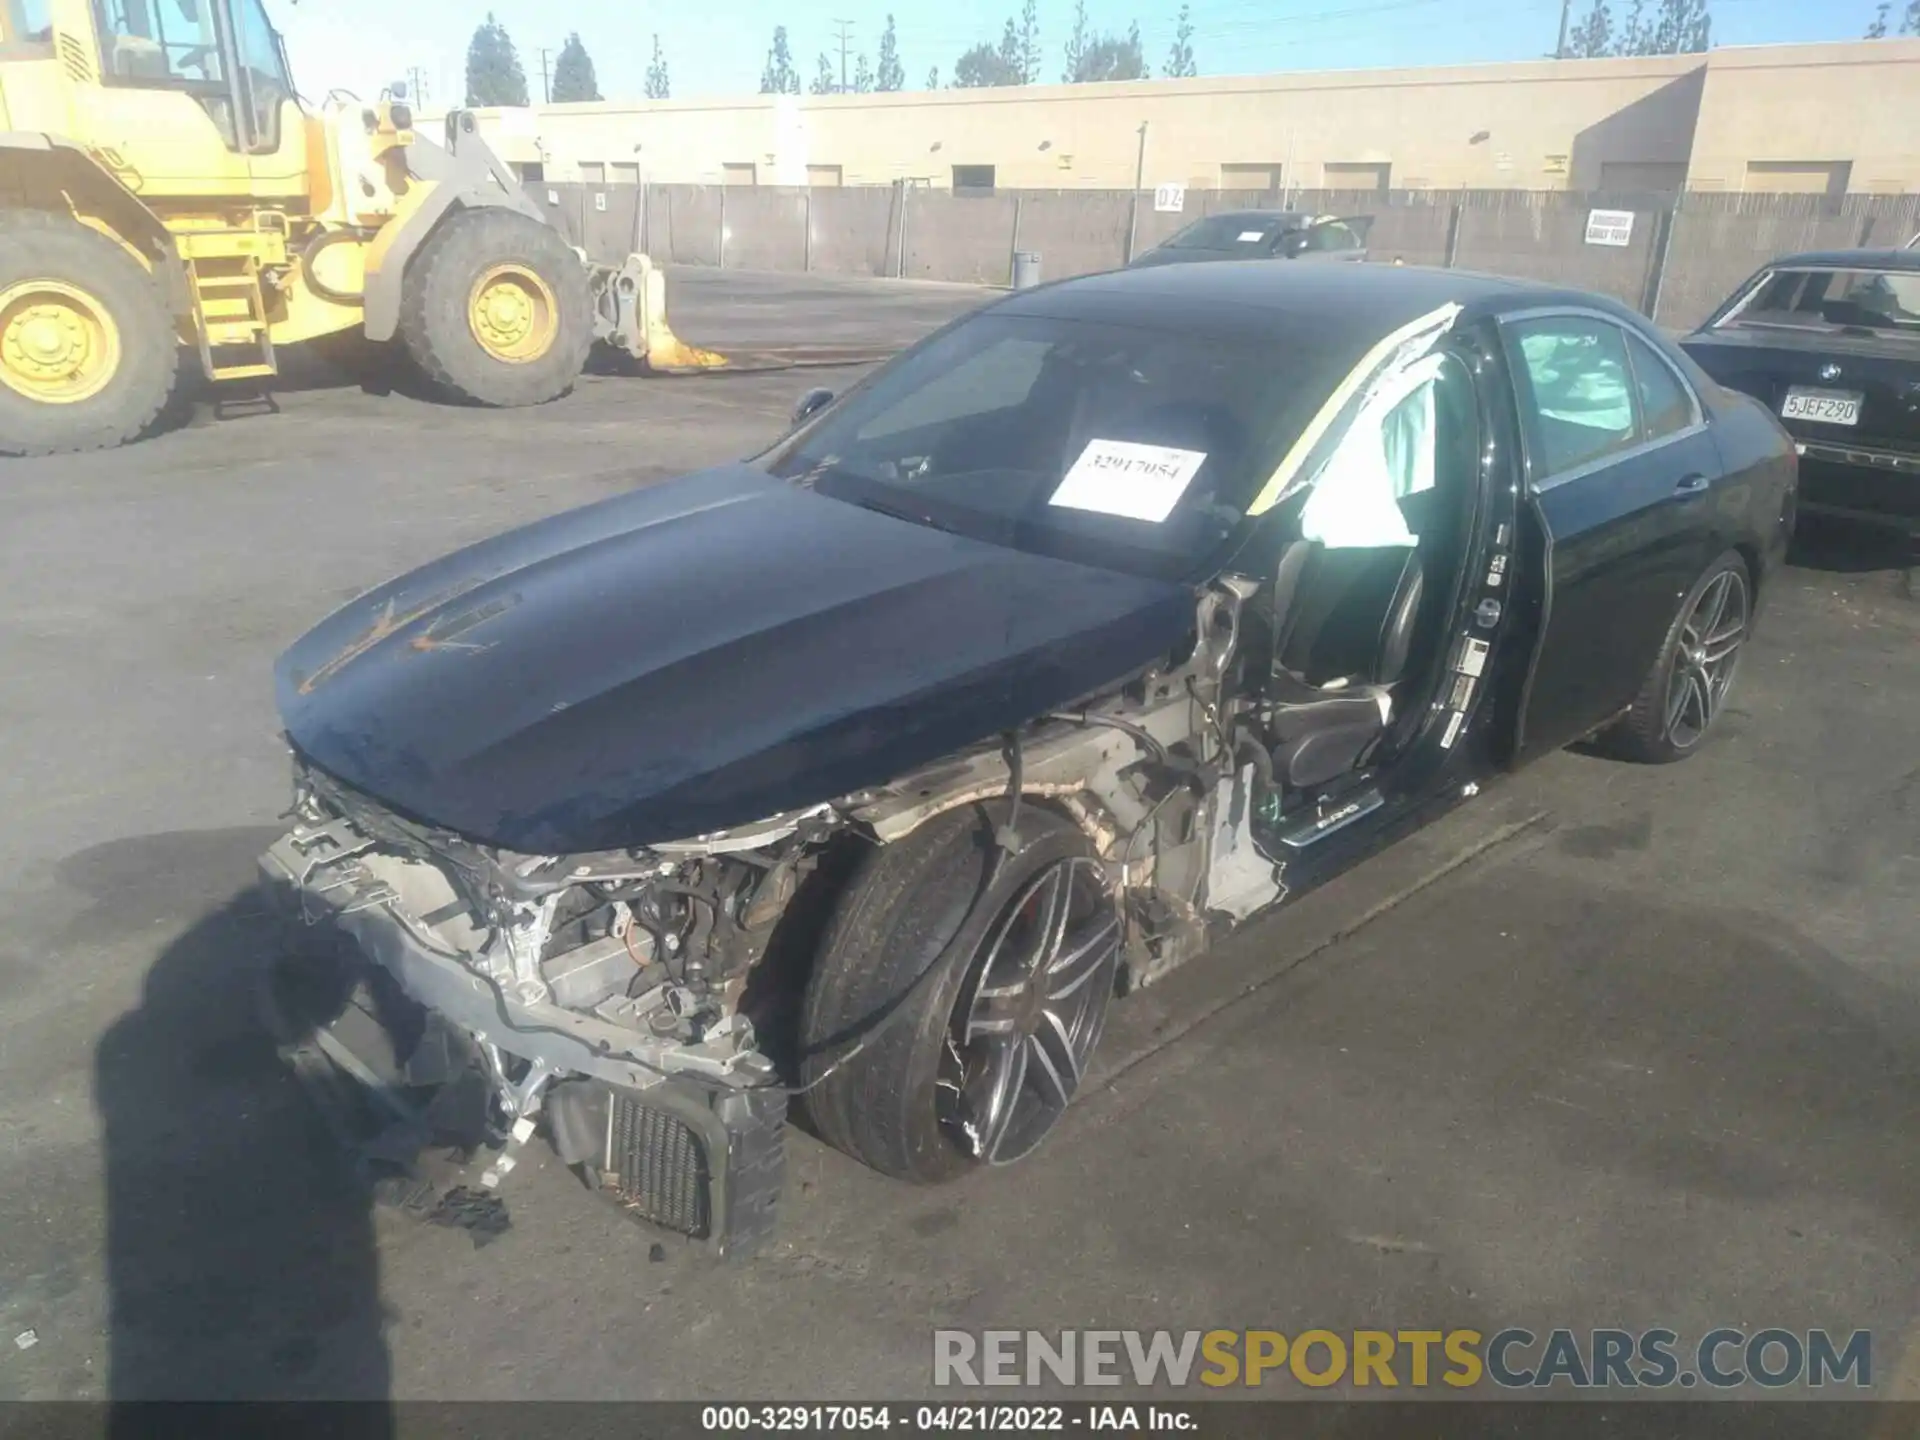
[0,209,178,457]
[1602,549,1751,764]
[800,802,1122,1184]
[396,206,591,407]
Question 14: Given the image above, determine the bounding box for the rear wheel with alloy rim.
[800,803,1122,1183]
[1605,550,1751,763]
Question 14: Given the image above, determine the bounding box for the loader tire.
[0,210,178,457]
[397,206,591,408]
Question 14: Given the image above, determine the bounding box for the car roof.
[1200,209,1311,226]
[1763,247,1920,272]
[996,259,1632,345]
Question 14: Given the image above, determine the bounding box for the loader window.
[93,0,225,84]
[233,0,293,150]
[4,0,55,47]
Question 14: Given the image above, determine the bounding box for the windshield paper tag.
[1049,440,1208,523]
[1236,231,1265,242]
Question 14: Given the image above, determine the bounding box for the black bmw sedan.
[1681,247,1920,536]
[257,262,1795,1256]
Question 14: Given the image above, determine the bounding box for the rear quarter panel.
[1699,379,1798,609]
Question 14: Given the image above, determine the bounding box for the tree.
[464,12,529,107]
[996,17,1024,77]
[1063,0,1088,81]
[551,32,600,103]
[812,52,838,93]
[926,64,940,88]
[760,25,801,93]
[1643,0,1709,53]
[1865,1,1890,34]
[953,40,1023,86]
[877,14,906,90]
[1564,0,1711,53]
[1018,0,1042,82]
[1164,2,1196,76]
[1069,19,1148,80]
[645,34,671,98]
[1565,0,1613,55]
[853,53,875,91]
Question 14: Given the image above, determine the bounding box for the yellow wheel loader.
[0,0,723,455]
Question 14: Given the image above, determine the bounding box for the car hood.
[277,464,1197,854]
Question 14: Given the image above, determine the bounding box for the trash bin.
[1012,251,1041,290]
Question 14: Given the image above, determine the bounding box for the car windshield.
[762,311,1343,581]
[1165,215,1299,251]
[1718,266,1920,334]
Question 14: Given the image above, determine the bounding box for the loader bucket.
[586,253,902,377]
[637,260,729,374]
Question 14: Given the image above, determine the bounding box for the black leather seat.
[1264,538,1427,790]
[1259,357,1476,794]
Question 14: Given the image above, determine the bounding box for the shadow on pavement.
[79,828,392,1416]
[1787,513,1916,581]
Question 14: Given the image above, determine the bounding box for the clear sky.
[274,0,1889,113]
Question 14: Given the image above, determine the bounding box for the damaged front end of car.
[257,577,1279,1256]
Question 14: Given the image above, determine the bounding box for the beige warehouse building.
[453,38,1920,196]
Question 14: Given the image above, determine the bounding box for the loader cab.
[9,0,308,196]
[2,0,54,44]
[87,0,295,151]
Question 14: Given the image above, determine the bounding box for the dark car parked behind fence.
[1129,210,1373,267]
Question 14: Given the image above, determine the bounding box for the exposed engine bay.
[258,576,1322,1253]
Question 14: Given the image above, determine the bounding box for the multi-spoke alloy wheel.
[939,857,1121,1164]
[1606,551,1753,765]
[1663,565,1748,752]
[800,804,1123,1183]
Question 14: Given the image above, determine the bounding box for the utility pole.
[538,47,553,104]
[1554,0,1572,57]
[1125,120,1148,264]
[833,19,854,92]
[406,65,430,106]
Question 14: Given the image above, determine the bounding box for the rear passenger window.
[1507,316,1637,480]
[1627,332,1693,441]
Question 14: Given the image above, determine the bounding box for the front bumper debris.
[257,821,786,1255]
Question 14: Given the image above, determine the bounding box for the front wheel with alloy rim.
[0,210,178,456]
[395,207,591,408]
[1605,550,1751,763]
[800,803,1123,1183]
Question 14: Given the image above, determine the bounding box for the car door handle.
[1672,472,1710,496]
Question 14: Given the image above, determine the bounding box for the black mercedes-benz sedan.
[1128,209,1372,266]
[257,262,1795,1257]
[1681,247,1920,536]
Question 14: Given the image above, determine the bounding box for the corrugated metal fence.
[534,181,1920,330]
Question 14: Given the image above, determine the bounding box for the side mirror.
[792,388,834,427]
[1280,231,1310,258]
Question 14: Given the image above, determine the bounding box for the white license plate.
[1781,388,1862,426]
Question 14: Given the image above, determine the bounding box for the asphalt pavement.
[0,268,1914,1407]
